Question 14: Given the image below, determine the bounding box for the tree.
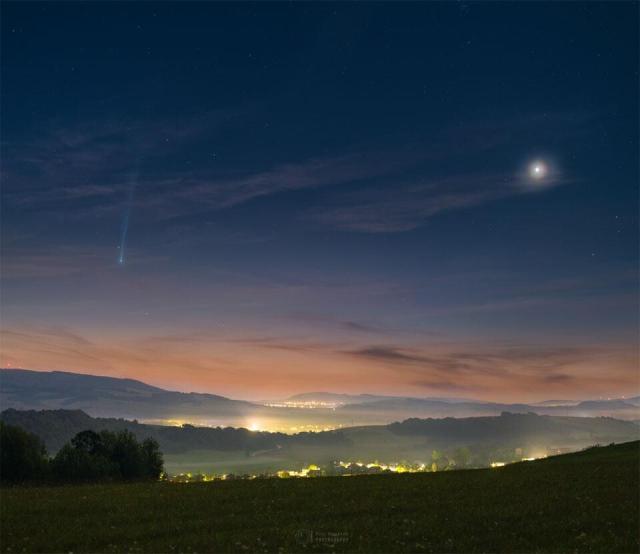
[52,443,116,481]
[431,449,447,471]
[0,422,48,483]
[71,430,104,455]
[141,438,163,479]
[111,430,144,480]
[453,446,471,468]
[0,423,164,483]
[52,429,164,482]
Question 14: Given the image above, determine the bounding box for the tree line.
[0,422,163,484]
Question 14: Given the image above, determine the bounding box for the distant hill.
[288,391,640,419]
[0,369,258,421]
[285,392,388,404]
[387,412,640,448]
[336,396,640,419]
[533,399,579,406]
[575,399,637,410]
[2,369,638,427]
[285,392,470,404]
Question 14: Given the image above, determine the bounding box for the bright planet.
[529,160,548,180]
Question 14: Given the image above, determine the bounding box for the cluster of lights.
[490,454,546,468]
[276,464,321,478]
[169,464,324,483]
[264,401,344,410]
[171,472,222,483]
[246,420,341,433]
[144,418,345,434]
[167,451,551,482]
[287,424,341,432]
[336,460,426,473]
[166,461,430,483]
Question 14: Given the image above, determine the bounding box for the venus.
[529,160,548,180]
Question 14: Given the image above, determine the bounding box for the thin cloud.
[4,108,583,226]
[412,379,477,392]
[312,171,571,233]
[344,342,627,382]
[141,153,405,219]
[342,321,383,334]
[285,312,385,335]
[345,346,474,373]
[342,341,637,397]
[543,373,574,384]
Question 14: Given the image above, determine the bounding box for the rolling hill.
[2,369,639,429]
[3,407,638,476]
[0,369,257,421]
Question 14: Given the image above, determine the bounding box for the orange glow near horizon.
[1,325,638,403]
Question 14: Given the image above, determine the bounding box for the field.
[161,429,434,475]
[1,441,638,553]
[160,427,454,476]
[163,449,289,475]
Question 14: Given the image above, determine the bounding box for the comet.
[118,169,139,266]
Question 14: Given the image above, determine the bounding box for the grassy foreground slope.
[1,441,638,553]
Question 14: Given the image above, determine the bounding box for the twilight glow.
[1,3,638,403]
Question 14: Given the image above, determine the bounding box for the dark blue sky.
[2,2,638,400]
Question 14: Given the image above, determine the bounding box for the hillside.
[285,392,471,404]
[3,370,639,429]
[0,408,349,455]
[1,441,637,553]
[3,408,638,475]
[338,396,640,420]
[317,413,640,468]
[0,369,258,421]
[388,412,639,446]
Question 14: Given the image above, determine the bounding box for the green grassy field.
[1,441,638,553]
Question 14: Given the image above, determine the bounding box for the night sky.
[2,2,638,400]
